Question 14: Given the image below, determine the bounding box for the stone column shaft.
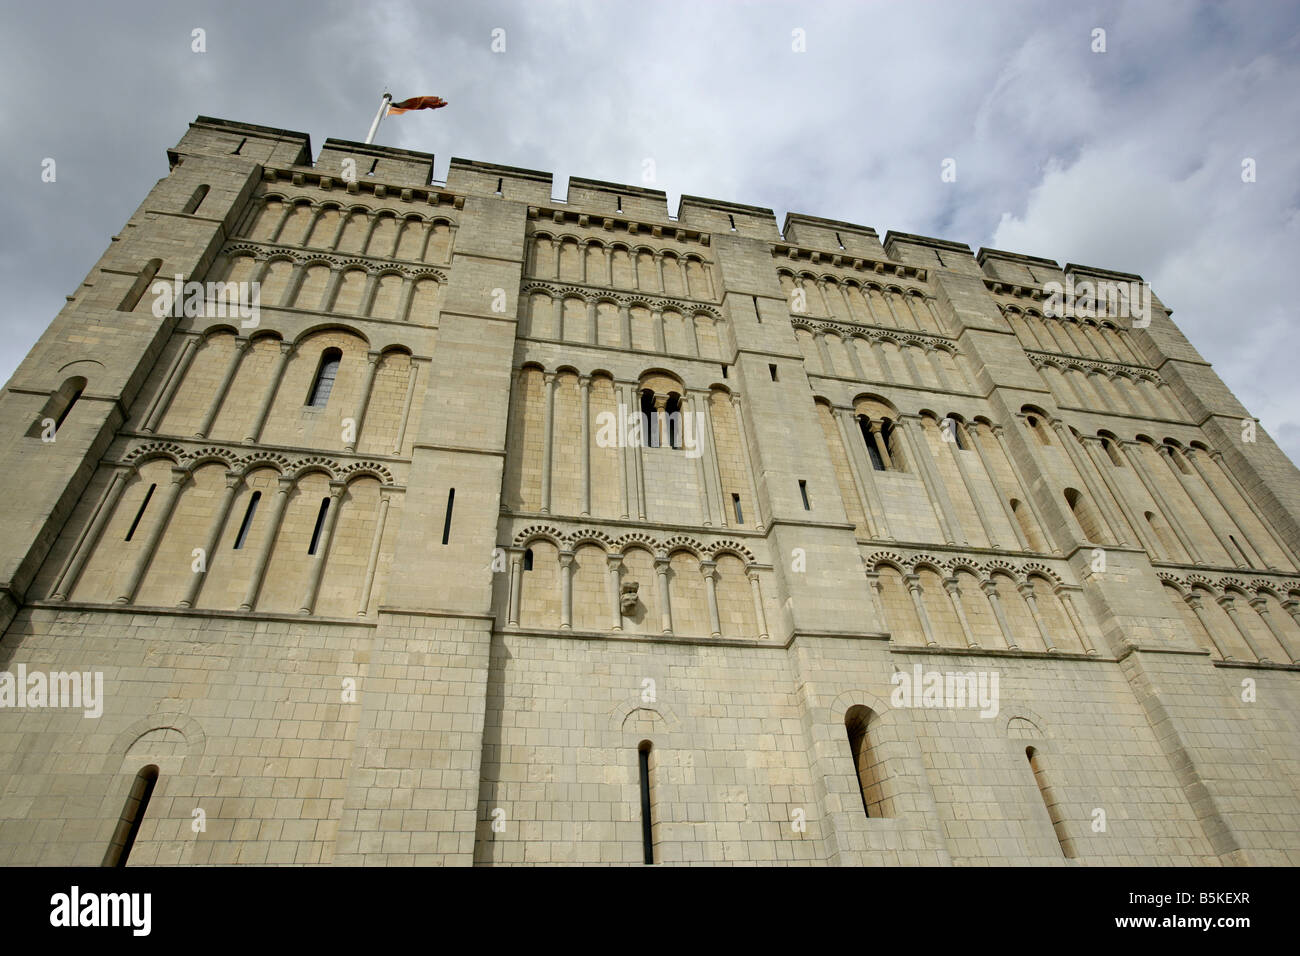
[245,342,294,444]
[141,336,200,434]
[748,570,769,640]
[298,482,346,614]
[49,468,130,601]
[239,478,293,611]
[178,472,243,608]
[702,562,721,638]
[540,372,557,513]
[356,493,392,616]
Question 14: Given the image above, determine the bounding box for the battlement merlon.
[676,195,780,240]
[564,177,668,221]
[172,116,312,169]
[317,138,435,187]
[883,231,984,279]
[782,213,887,260]
[977,247,1065,286]
[445,157,554,205]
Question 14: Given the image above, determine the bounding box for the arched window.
[27,375,87,438]
[102,765,159,867]
[845,705,889,818]
[233,491,260,549]
[948,417,968,450]
[1100,436,1124,467]
[523,547,534,571]
[307,349,341,407]
[1064,487,1104,543]
[1010,498,1046,553]
[181,184,210,215]
[665,394,682,450]
[1165,443,1191,475]
[1026,747,1075,858]
[1026,414,1051,445]
[880,418,904,470]
[639,389,659,448]
[637,740,655,864]
[117,259,162,312]
[858,416,885,471]
[1145,511,1181,561]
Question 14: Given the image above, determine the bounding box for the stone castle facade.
[1,115,1298,865]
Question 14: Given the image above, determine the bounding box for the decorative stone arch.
[185,447,240,473]
[661,535,704,559]
[337,460,396,485]
[288,460,338,484]
[910,554,949,576]
[1002,709,1051,740]
[609,696,682,736]
[235,450,294,477]
[568,528,616,551]
[112,712,207,761]
[947,557,987,579]
[120,441,187,470]
[1020,562,1065,588]
[613,530,660,554]
[56,358,104,378]
[866,552,909,575]
[707,540,757,564]
[292,322,372,349]
[514,524,565,549]
[198,323,242,342]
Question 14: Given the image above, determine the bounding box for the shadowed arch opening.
[102,764,159,867]
[1026,746,1075,858]
[845,705,890,818]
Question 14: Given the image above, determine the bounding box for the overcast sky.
[2,0,1297,464]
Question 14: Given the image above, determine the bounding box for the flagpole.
[364,92,393,145]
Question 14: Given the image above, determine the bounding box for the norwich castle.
[1,116,1297,866]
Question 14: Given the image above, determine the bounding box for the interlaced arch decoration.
[510,526,758,565]
[112,440,396,485]
[518,280,722,321]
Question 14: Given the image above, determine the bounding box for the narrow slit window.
[845,705,889,818]
[117,259,162,312]
[307,497,330,555]
[182,184,210,215]
[233,491,261,550]
[799,479,811,510]
[495,177,503,195]
[728,214,737,231]
[441,488,455,544]
[28,376,88,438]
[232,137,246,155]
[721,364,728,378]
[769,364,778,381]
[753,295,761,323]
[102,764,159,867]
[638,741,654,864]
[732,493,744,524]
[53,381,85,432]
[616,196,623,212]
[124,484,156,542]
[1027,747,1076,858]
[307,349,341,407]
[367,158,378,176]
[835,231,845,249]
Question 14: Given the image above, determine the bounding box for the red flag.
[387,95,448,115]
